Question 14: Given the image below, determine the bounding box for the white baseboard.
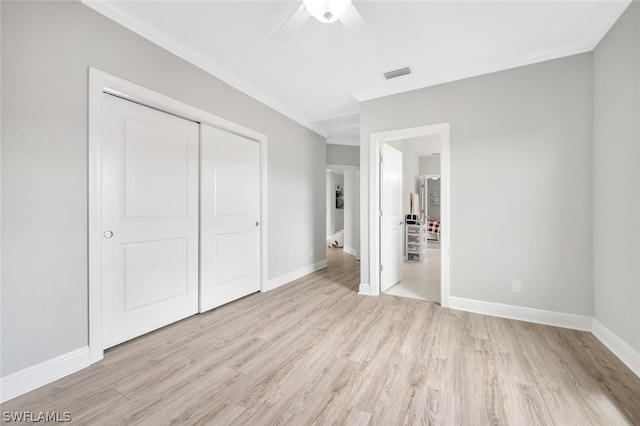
[0,347,91,403]
[449,297,592,331]
[358,283,373,296]
[592,319,640,378]
[449,297,640,378]
[343,246,356,256]
[267,260,328,291]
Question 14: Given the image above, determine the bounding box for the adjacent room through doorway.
[325,165,360,259]
[375,128,447,304]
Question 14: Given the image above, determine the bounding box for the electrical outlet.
[309,249,314,259]
[512,280,522,292]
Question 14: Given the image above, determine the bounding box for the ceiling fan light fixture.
[303,0,352,24]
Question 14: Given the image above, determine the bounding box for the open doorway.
[326,169,345,248]
[383,137,442,302]
[326,166,360,262]
[366,123,450,308]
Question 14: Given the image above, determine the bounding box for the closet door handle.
[255,222,260,227]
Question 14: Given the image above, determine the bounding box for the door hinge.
[379,209,383,216]
[380,155,383,162]
[379,264,383,272]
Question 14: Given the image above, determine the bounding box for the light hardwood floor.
[3,248,640,425]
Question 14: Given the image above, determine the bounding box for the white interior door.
[200,125,260,312]
[101,94,199,349]
[380,143,403,291]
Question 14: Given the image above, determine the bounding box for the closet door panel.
[200,125,260,312]
[101,93,199,349]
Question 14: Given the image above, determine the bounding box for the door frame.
[88,68,268,363]
[367,123,450,307]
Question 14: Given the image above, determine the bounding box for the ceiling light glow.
[303,0,352,24]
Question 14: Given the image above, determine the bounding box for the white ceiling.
[84,0,630,142]
[387,135,441,157]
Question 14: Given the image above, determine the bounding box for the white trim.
[343,246,357,256]
[0,347,90,403]
[449,297,640,378]
[315,110,360,123]
[353,0,630,104]
[81,0,629,137]
[368,123,451,306]
[267,260,328,291]
[439,130,450,307]
[449,297,592,331]
[0,3,3,342]
[80,1,329,137]
[88,69,104,364]
[358,283,373,296]
[354,46,587,103]
[326,137,360,147]
[259,125,269,305]
[326,164,359,171]
[592,319,640,378]
[88,67,268,364]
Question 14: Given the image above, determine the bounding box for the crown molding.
[81,0,629,135]
[81,0,330,137]
[354,42,589,102]
[327,137,360,147]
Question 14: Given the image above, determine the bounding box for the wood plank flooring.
[3,248,640,425]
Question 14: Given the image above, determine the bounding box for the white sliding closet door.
[101,93,199,349]
[200,125,261,312]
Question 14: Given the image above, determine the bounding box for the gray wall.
[1,1,326,376]
[360,53,593,316]
[593,3,640,353]
[401,149,420,218]
[327,144,360,167]
[419,156,441,175]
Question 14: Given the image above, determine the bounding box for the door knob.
[103,230,113,239]
[255,222,259,227]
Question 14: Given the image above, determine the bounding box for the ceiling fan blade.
[339,3,366,32]
[270,4,309,44]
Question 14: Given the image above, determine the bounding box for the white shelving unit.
[406,223,427,262]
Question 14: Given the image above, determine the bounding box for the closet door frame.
[88,67,268,364]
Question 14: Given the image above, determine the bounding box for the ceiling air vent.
[384,67,412,80]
